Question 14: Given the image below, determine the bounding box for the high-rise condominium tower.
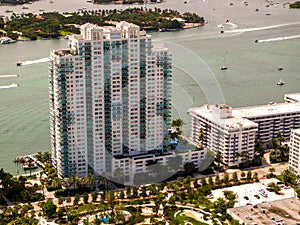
[49,22,172,180]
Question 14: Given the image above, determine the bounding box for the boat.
[220,51,228,70]
[22,6,29,9]
[16,61,23,66]
[39,9,45,12]
[277,79,284,85]
[278,67,283,71]
[5,10,13,13]
[1,38,16,44]
[49,0,54,3]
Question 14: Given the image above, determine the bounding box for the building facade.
[189,104,257,167]
[189,98,300,167]
[49,22,172,181]
[234,103,300,145]
[289,129,300,174]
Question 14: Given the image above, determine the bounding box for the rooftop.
[228,197,300,225]
[189,104,257,130]
[234,102,300,118]
[212,179,294,208]
[284,92,300,102]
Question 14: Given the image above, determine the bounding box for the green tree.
[200,177,207,186]
[42,199,57,219]
[246,171,252,182]
[255,139,265,158]
[73,193,80,206]
[253,172,259,182]
[208,176,214,186]
[223,173,229,185]
[281,169,298,186]
[184,162,196,173]
[241,171,246,179]
[83,192,89,204]
[215,174,222,186]
[91,191,98,202]
[198,128,205,147]
[232,171,239,184]
[51,177,62,189]
[267,182,281,194]
[108,191,115,212]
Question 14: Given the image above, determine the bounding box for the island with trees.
[0,8,204,41]
[290,1,300,8]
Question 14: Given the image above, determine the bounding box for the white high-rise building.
[289,129,300,174]
[188,104,258,167]
[49,22,172,181]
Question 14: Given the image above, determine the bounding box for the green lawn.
[176,212,209,225]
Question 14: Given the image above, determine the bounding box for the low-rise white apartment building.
[112,148,207,184]
[234,103,300,145]
[289,129,300,175]
[189,97,300,167]
[188,104,257,167]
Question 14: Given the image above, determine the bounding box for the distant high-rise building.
[49,21,172,181]
[289,129,300,174]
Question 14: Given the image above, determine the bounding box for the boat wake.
[0,83,19,89]
[256,34,300,43]
[224,21,300,34]
[21,57,50,66]
[226,22,238,29]
[0,74,18,78]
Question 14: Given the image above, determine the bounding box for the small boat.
[277,79,284,85]
[39,9,45,12]
[220,66,228,70]
[1,38,16,44]
[16,61,23,66]
[5,10,13,13]
[49,0,54,3]
[278,67,283,71]
[22,6,29,9]
[255,40,259,43]
[255,8,259,12]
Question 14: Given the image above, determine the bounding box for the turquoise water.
[1,0,300,174]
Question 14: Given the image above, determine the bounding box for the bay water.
[0,0,300,174]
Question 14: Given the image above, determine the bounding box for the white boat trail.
[257,34,300,42]
[226,22,238,29]
[21,57,50,66]
[0,83,19,89]
[0,74,18,78]
[224,21,300,33]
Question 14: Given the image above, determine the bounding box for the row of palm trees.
[50,173,111,192]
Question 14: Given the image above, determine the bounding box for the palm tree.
[51,177,62,189]
[84,174,95,187]
[69,174,79,189]
[268,167,275,177]
[26,158,35,176]
[198,128,205,147]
